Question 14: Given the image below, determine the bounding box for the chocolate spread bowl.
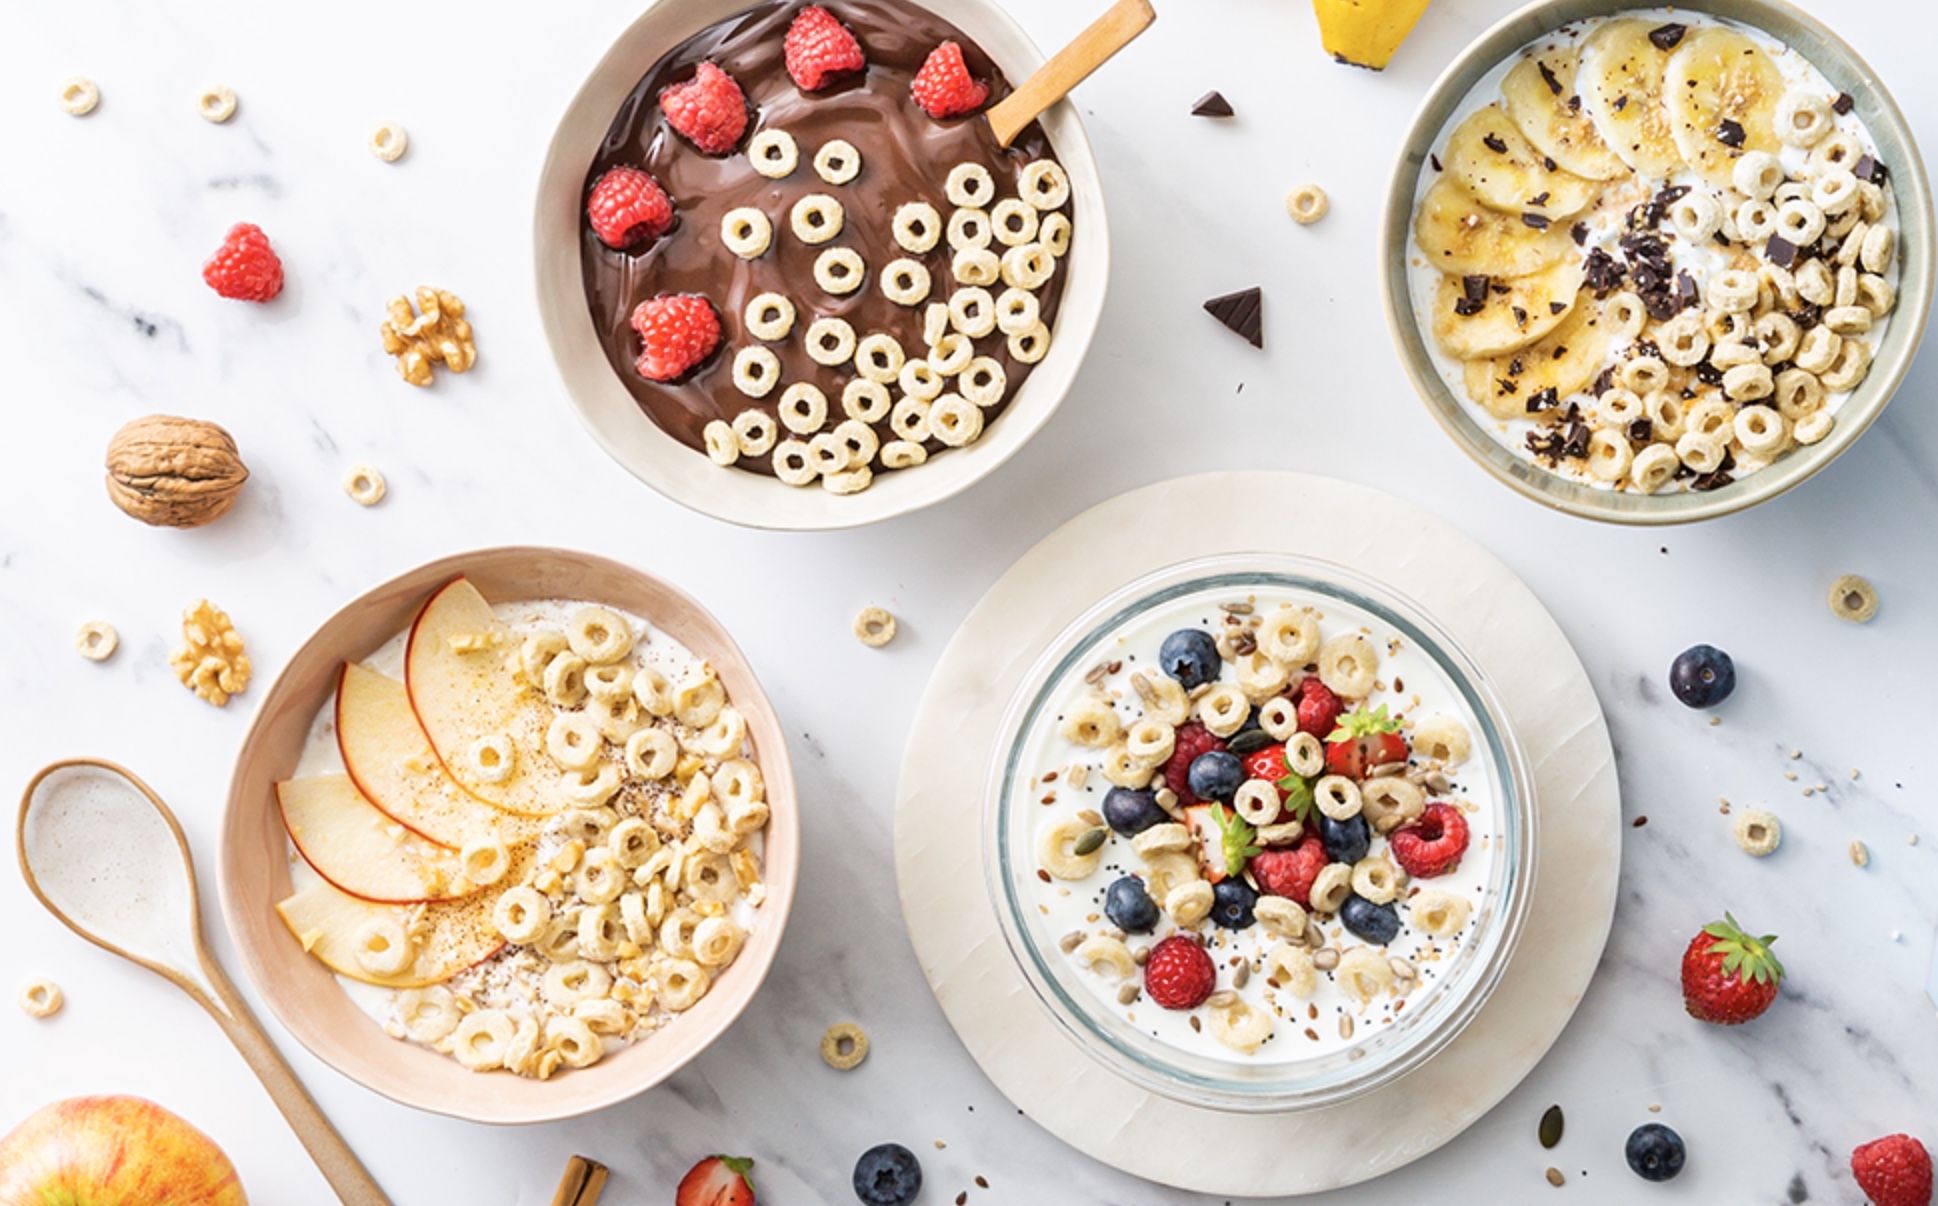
[536,0,1108,530]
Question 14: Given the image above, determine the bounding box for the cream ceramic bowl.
[534,0,1108,531]
[218,547,798,1124]
[1382,0,1933,524]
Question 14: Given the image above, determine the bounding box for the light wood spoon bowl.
[986,0,1155,147]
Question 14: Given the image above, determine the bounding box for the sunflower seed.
[1313,947,1340,971]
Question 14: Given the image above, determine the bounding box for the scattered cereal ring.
[749,129,798,178]
[344,464,387,506]
[947,207,993,251]
[842,378,893,424]
[732,346,782,397]
[744,292,795,341]
[891,201,941,253]
[1731,152,1783,200]
[197,85,237,123]
[721,207,773,259]
[945,162,995,208]
[922,302,950,348]
[74,621,118,662]
[854,333,905,383]
[1020,159,1070,210]
[813,138,861,185]
[889,396,931,441]
[928,332,973,377]
[804,317,857,366]
[18,979,63,1019]
[952,247,1000,287]
[991,198,1039,247]
[1668,193,1721,242]
[1732,809,1782,857]
[853,606,897,648]
[790,194,844,244]
[59,78,100,116]
[732,408,779,456]
[898,358,943,400]
[1631,443,1680,493]
[1827,574,1878,623]
[820,1021,870,1070]
[370,122,408,162]
[702,419,738,467]
[806,433,849,476]
[1286,183,1329,225]
[822,465,873,494]
[779,382,830,434]
[813,246,865,295]
[880,258,931,306]
[995,287,1039,336]
[1775,90,1832,147]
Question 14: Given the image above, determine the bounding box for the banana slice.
[1430,257,1585,360]
[1444,106,1599,219]
[1578,18,1685,177]
[1461,300,1609,421]
[1414,177,1575,277]
[1501,48,1630,181]
[1663,27,1784,189]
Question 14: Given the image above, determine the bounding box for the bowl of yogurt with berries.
[985,554,1536,1111]
[1384,0,1932,523]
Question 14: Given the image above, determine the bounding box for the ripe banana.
[1444,105,1600,219]
[1314,0,1432,71]
[1501,48,1629,180]
[1460,301,1609,421]
[1577,18,1685,177]
[1429,257,1585,360]
[1663,27,1784,188]
[1413,177,1575,277]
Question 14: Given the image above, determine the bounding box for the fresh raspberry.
[1249,835,1328,902]
[910,40,989,119]
[586,166,675,251]
[1161,722,1226,808]
[784,6,866,92]
[629,293,721,382]
[659,62,749,154]
[1680,914,1784,1025]
[1389,802,1470,878]
[1294,676,1341,738]
[1143,935,1215,1011]
[1853,1134,1933,1206]
[201,222,284,302]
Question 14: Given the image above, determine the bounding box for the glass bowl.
[982,553,1537,1112]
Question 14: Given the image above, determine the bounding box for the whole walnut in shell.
[104,414,249,528]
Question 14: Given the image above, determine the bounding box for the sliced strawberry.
[1240,743,1287,802]
[676,1155,756,1206]
[1184,804,1225,883]
[1324,704,1408,779]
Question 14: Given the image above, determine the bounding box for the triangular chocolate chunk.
[1191,90,1234,118]
[1204,287,1262,348]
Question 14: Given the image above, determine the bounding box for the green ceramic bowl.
[1382,0,1933,524]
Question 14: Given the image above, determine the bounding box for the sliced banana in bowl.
[1459,301,1611,421]
[1576,18,1685,177]
[1430,257,1586,360]
[1662,26,1785,188]
[1501,48,1629,181]
[1444,105,1601,219]
[1414,177,1576,277]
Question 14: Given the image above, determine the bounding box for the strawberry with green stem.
[1325,704,1408,779]
[1680,913,1785,1025]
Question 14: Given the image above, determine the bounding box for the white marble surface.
[1,0,1933,1202]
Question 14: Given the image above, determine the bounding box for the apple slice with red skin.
[275,854,527,987]
[276,775,471,904]
[335,662,537,848]
[403,577,557,817]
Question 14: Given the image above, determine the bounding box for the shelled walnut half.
[104,415,248,528]
[380,287,477,386]
[170,599,251,707]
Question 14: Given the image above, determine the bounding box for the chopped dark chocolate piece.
[1584,247,1626,293]
[1675,271,1698,310]
[1508,357,1525,377]
[1538,61,1563,95]
[1614,95,1629,111]
[1203,287,1263,348]
[1591,366,1616,397]
[1716,119,1746,148]
[1526,386,1560,414]
[1691,469,1734,491]
[1571,222,1590,246]
[1694,360,1723,386]
[1483,132,1509,154]
[1853,154,1889,184]
[1648,23,1687,50]
[1462,274,1491,304]
[1191,90,1234,118]
[1562,420,1592,459]
[1454,296,1485,317]
[1766,234,1799,268]
[1430,152,1443,173]
[1497,377,1520,396]
[1549,301,1567,315]
[1530,190,1551,206]
[1543,155,1558,172]
[1832,91,1855,115]
[1792,301,1823,330]
[1522,212,1551,230]
[1567,94,1582,112]
[1627,418,1654,444]
[1512,305,1529,326]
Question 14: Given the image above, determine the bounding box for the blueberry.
[1624,1123,1686,1183]
[1339,894,1401,944]
[1104,876,1160,933]
[1319,812,1371,865]
[853,1142,923,1205]
[1211,878,1257,929]
[1102,786,1169,836]
[1158,629,1221,690]
[1187,751,1244,802]
[1668,644,1735,708]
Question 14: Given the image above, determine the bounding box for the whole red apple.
[0,1096,246,1205]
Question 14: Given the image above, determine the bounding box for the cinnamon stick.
[550,1155,609,1206]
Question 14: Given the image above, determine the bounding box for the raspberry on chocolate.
[911,40,989,119]
[202,222,284,302]
[630,293,721,383]
[659,61,749,155]
[785,5,867,92]
[587,166,675,251]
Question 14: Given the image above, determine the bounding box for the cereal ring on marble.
[1734,405,1789,457]
[813,138,861,184]
[1733,809,1782,857]
[821,1022,870,1070]
[1008,322,1051,364]
[1586,429,1633,483]
[75,620,118,662]
[842,378,893,424]
[1811,168,1859,216]
[1038,817,1106,880]
[898,357,944,400]
[1668,192,1722,243]
[1630,443,1680,493]
[1734,198,1778,242]
[994,287,1040,336]
[749,129,799,178]
[1675,430,1728,475]
[853,606,897,648]
[1774,199,1825,246]
[947,206,993,251]
[928,331,973,376]
[790,194,845,244]
[703,420,739,466]
[947,287,997,338]
[1001,244,1055,290]
[1040,212,1073,257]
[1020,159,1070,210]
[854,333,905,383]
[18,978,62,1019]
[545,712,603,771]
[1408,890,1472,938]
[732,346,782,397]
[1776,91,1832,147]
[952,247,1000,287]
[1620,355,1670,396]
[991,198,1040,247]
[772,439,818,486]
[1165,880,1215,927]
[804,317,857,365]
[958,357,1005,407]
[880,258,931,306]
[1827,573,1878,624]
[926,394,983,447]
[59,77,99,116]
[889,396,932,442]
[721,207,772,259]
[778,382,829,435]
[1314,775,1362,821]
[831,418,880,467]
[1074,935,1137,980]
[1655,312,1709,367]
[1317,632,1377,698]
[1706,269,1760,314]
[1732,151,1784,200]
[197,85,238,124]
[370,122,408,162]
[892,202,942,255]
[732,408,779,457]
[744,293,796,342]
[814,246,865,295]
[879,439,928,469]
[945,162,995,208]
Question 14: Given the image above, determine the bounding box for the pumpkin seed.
[1072,827,1107,857]
[1227,728,1274,755]
[1539,1104,1564,1149]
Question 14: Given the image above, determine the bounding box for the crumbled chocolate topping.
[1454,296,1485,317]
[1496,376,1520,396]
[1675,270,1699,311]
[1512,304,1529,326]
[1522,212,1551,230]
[1571,221,1590,246]
[1462,274,1491,304]
[1694,360,1723,386]
[1530,190,1551,207]
[1508,356,1525,377]
[1639,184,1689,231]
[1791,301,1823,330]
[1691,468,1734,491]
[1716,119,1746,148]
[1591,366,1617,397]
[1614,95,1629,111]
[1190,91,1234,118]
[1543,155,1558,172]
[1832,92,1855,115]
[1482,132,1509,154]
[1549,300,1567,315]
[1584,247,1626,293]
[1765,234,1800,269]
[1538,61,1563,94]
[1627,418,1654,444]
[1648,23,1687,49]
[1526,386,1560,414]
[1854,154,1889,184]
[1567,94,1583,112]
[1430,152,1443,173]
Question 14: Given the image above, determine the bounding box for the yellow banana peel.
[1314,0,1432,71]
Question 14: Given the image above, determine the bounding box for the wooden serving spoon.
[17,758,390,1206]
[985,0,1157,148]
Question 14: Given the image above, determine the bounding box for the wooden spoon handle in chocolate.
[986,0,1156,148]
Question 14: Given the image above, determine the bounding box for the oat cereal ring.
[565,606,632,664]
[367,121,408,162]
[59,77,100,116]
[1124,719,1177,770]
[1734,198,1778,242]
[1668,192,1722,242]
[1858,273,1896,318]
[1256,697,1299,742]
[825,463,874,495]
[397,987,461,1043]
[1655,312,1709,367]
[1773,369,1825,420]
[835,381,890,427]
[692,916,745,968]
[674,673,726,728]
[1101,743,1154,788]
[1408,890,1472,939]
[946,206,993,251]
[334,462,388,506]
[715,760,766,819]
[192,84,239,124]
[880,258,931,307]
[832,418,881,467]
[1264,941,1319,996]
[544,653,589,707]
[589,690,636,741]
[559,763,621,807]
[1232,778,1281,827]
[1731,151,1784,200]
[1820,337,1871,392]
[74,620,118,662]
[889,396,932,442]
[1685,397,1734,440]
[466,734,518,785]
[929,332,974,376]
[1707,269,1760,315]
[1208,996,1274,1053]
[1308,863,1352,914]
[1195,684,1249,738]
[1140,851,1200,903]
[732,409,780,458]
[990,198,1040,247]
[897,359,943,402]
[942,289,994,341]
[812,137,861,185]
[1596,387,1645,426]
[1762,261,1801,310]
[891,203,943,257]
[1255,894,1309,939]
[790,194,845,244]
[632,667,675,719]
[1828,573,1879,624]
[778,382,829,434]
[1038,817,1106,880]
[853,606,897,648]
[691,706,748,760]
[1165,880,1215,927]
[1631,443,1681,493]
[1585,434,1630,494]
[1812,168,1859,216]
[805,317,857,366]
[1795,324,1840,374]
[1351,857,1401,905]
[543,960,613,1010]
[1734,405,1789,458]
[451,1010,516,1071]
[744,293,796,341]
[1020,159,1070,210]
[575,845,626,904]
[1314,775,1362,822]
[1074,935,1137,980]
[352,918,414,976]
[1060,697,1122,747]
[624,727,679,780]
[880,439,928,469]
[808,432,851,477]
[1235,650,1290,702]
[1596,294,1643,344]
[993,288,1040,338]
[1279,732,1322,780]
[703,421,739,466]
[1825,305,1873,338]
[732,346,782,398]
[1774,199,1826,247]
[814,246,866,295]
[1621,355,1671,395]
[749,128,799,178]
[821,1022,870,1070]
[1008,322,1051,364]
[1793,409,1834,445]
[1317,632,1378,698]
[1286,183,1330,225]
[1775,91,1832,147]
[1675,431,1728,475]
[1733,809,1782,857]
[1040,211,1073,257]
[536,916,583,963]
[1001,243,1055,290]
[654,959,711,1012]
[1756,312,1803,365]
[945,162,995,208]
[18,978,62,1019]
[959,357,1006,407]
[1796,258,1835,307]
[717,207,771,260]
[1360,776,1426,835]
[1131,823,1193,858]
[922,302,951,347]
[609,817,661,869]
[952,247,1001,286]
[1861,223,1895,274]
[1336,946,1396,1009]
